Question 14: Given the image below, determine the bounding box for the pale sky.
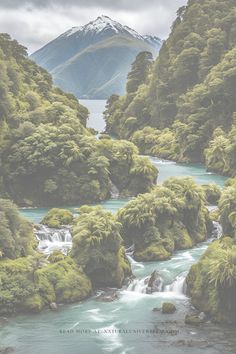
[0,0,188,54]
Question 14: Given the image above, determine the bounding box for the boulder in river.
[147,270,163,293]
[162,302,176,314]
[49,302,58,311]
[185,314,203,326]
[96,290,119,302]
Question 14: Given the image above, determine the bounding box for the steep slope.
[105,0,236,176]
[31,16,162,99]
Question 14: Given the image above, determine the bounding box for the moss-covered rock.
[185,315,202,326]
[201,184,222,205]
[135,245,171,262]
[219,185,236,238]
[118,177,212,261]
[162,302,176,314]
[48,250,66,263]
[36,257,92,304]
[186,238,236,324]
[98,139,158,196]
[41,208,74,228]
[71,206,132,288]
[0,255,92,315]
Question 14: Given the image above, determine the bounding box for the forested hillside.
[0,34,157,206]
[105,0,236,176]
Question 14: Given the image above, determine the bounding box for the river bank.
[0,100,234,354]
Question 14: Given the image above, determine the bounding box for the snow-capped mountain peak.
[62,16,156,43]
[31,15,162,100]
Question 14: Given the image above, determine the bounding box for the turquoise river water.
[0,100,235,354]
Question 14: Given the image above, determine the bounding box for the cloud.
[0,0,186,10]
[0,0,187,53]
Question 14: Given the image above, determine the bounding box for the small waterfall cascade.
[164,273,187,295]
[127,272,186,295]
[125,250,187,296]
[126,269,164,294]
[125,245,134,256]
[207,206,223,239]
[212,221,223,239]
[127,277,150,293]
[35,224,72,255]
[110,183,120,199]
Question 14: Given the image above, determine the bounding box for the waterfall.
[126,261,187,296]
[125,244,134,256]
[207,206,223,239]
[212,221,223,239]
[126,270,164,294]
[126,277,149,293]
[110,183,120,199]
[164,273,187,295]
[35,225,72,255]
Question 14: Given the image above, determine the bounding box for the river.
[0,100,235,354]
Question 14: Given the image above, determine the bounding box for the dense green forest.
[105,0,236,176]
[0,34,157,206]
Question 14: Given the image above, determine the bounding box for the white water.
[6,101,233,354]
[164,273,187,294]
[35,224,72,255]
[212,221,223,239]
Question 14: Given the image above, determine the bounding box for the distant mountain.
[31,16,162,99]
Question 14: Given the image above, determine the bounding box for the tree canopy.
[0,34,158,206]
[105,0,236,175]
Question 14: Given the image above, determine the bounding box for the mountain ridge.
[31,16,162,99]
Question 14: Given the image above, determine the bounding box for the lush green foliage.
[131,127,179,160]
[0,199,92,315]
[0,199,35,259]
[71,206,132,287]
[219,185,236,238]
[98,139,158,196]
[41,208,74,228]
[0,255,92,315]
[117,177,211,261]
[105,0,236,174]
[187,237,236,324]
[0,34,157,206]
[205,123,236,175]
[187,183,236,324]
[201,183,222,205]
